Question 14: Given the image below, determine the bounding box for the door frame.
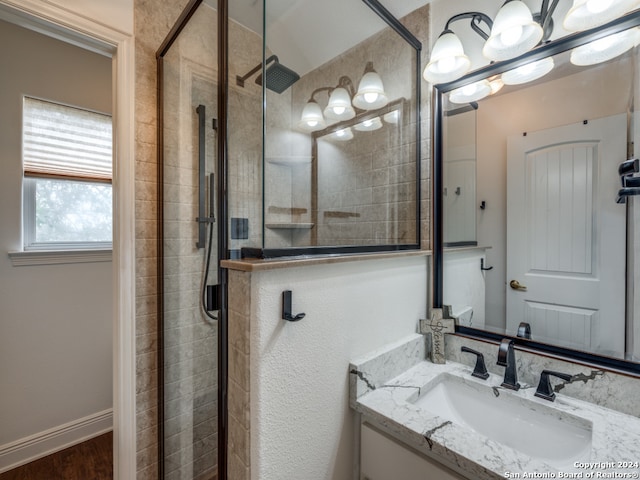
[0,1,136,479]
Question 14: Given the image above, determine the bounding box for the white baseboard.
[0,409,113,474]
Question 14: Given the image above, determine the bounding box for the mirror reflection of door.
[506,116,626,357]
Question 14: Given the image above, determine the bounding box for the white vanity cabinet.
[360,423,467,480]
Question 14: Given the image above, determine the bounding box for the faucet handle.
[535,370,573,401]
[496,338,513,366]
[496,339,520,390]
[461,346,490,380]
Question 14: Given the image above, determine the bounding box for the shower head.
[236,55,300,94]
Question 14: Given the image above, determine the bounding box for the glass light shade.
[331,127,354,141]
[448,80,492,104]
[383,110,400,124]
[297,100,326,132]
[482,1,544,61]
[353,71,388,110]
[488,76,505,94]
[324,87,355,121]
[570,28,637,66]
[423,31,471,84]
[502,56,555,85]
[354,117,383,131]
[563,0,640,32]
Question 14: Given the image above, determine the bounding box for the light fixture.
[353,62,389,110]
[331,127,354,141]
[423,2,561,84]
[298,65,390,133]
[423,30,471,84]
[424,13,493,85]
[483,1,544,61]
[383,109,400,124]
[448,80,492,104]
[324,87,355,121]
[570,27,638,65]
[297,100,326,132]
[488,75,505,94]
[563,0,640,32]
[323,77,357,121]
[354,117,383,131]
[502,56,554,84]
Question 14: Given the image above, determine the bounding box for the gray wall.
[0,18,112,464]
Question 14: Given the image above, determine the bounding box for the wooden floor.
[0,432,112,480]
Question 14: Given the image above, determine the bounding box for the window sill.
[8,249,112,266]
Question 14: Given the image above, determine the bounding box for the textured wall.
[134,0,192,478]
[248,255,429,480]
[161,7,219,479]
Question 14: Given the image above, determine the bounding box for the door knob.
[510,280,527,291]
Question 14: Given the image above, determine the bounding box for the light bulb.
[333,106,346,115]
[363,119,373,127]
[449,80,492,104]
[436,56,457,74]
[591,35,615,52]
[586,0,613,13]
[462,84,478,96]
[515,62,536,76]
[336,129,346,137]
[364,92,379,104]
[489,77,504,94]
[307,120,318,127]
[500,25,524,46]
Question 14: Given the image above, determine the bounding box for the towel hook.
[480,258,493,271]
[282,290,306,322]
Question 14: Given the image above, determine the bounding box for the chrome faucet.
[497,339,520,390]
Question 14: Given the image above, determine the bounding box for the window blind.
[23,97,112,182]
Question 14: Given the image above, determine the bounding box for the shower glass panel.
[261,0,422,253]
[227,0,266,256]
[160,1,219,478]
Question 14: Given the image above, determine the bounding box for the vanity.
[379,3,640,477]
[350,334,640,480]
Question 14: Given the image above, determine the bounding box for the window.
[22,97,112,250]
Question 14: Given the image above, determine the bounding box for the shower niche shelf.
[266,156,312,167]
[265,222,314,230]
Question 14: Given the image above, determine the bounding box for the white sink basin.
[410,373,592,469]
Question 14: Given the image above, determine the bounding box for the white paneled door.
[506,115,626,356]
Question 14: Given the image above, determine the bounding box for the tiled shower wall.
[134,0,191,478]
[161,7,219,479]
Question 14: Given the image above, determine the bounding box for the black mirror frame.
[432,10,640,376]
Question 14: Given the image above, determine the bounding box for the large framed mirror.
[234,0,424,258]
[434,10,640,374]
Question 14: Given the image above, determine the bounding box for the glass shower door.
[159,1,219,478]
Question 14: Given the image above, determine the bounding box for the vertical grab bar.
[196,104,207,249]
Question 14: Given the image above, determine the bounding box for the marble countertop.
[350,336,640,480]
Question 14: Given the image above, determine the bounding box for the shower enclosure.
[158,0,423,478]
[157,1,221,479]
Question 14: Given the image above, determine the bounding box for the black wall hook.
[282,290,306,322]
